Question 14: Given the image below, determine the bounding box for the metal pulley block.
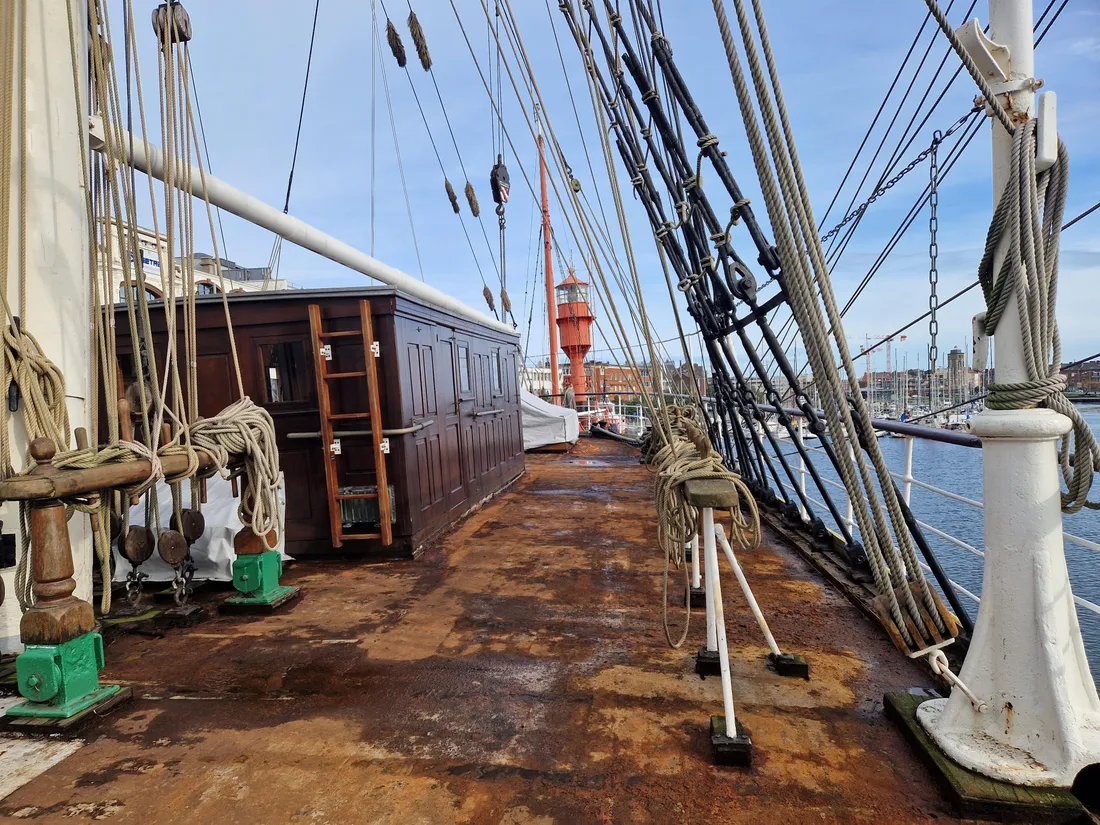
[490,155,510,205]
[124,380,157,418]
[170,509,206,545]
[120,525,155,565]
[152,2,193,45]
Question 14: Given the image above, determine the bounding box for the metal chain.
[821,108,977,244]
[171,554,195,606]
[126,565,147,607]
[928,130,941,380]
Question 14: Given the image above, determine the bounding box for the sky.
[109,0,1100,375]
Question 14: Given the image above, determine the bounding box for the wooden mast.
[537,108,560,402]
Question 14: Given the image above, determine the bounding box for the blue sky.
[111,0,1099,373]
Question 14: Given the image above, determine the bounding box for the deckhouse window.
[261,341,307,404]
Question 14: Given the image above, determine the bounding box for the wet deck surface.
[2,439,977,823]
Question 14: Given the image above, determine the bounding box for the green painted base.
[231,551,286,602]
[13,632,113,719]
[7,684,122,719]
[224,583,296,607]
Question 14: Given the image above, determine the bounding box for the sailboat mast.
[537,111,560,400]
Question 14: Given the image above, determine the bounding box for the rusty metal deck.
[0,439,977,823]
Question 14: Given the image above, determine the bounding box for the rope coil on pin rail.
[978,120,1100,512]
[650,407,760,649]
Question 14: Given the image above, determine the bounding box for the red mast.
[537,111,560,402]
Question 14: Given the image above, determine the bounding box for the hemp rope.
[651,407,760,648]
[708,0,947,644]
[979,120,1100,512]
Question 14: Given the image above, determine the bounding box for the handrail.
[780,431,1100,625]
[756,403,982,448]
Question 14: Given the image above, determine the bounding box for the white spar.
[87,117,517,338]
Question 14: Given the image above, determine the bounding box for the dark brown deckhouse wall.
[112,287,524,559]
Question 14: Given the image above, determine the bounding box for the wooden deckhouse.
[113,287,525,558]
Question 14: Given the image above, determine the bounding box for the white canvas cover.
[521,389,579,451]
[112,473,290,583]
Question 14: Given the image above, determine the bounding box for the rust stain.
[0,440,966,824]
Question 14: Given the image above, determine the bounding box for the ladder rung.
[335,492,379,500]
[319,330,362,339]
[329,412,371,420]
[325,371,367,379]
[339,532,383,540]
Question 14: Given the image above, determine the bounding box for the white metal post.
[702,507,717,653]
[706,520,736,729]
[845,445,855,534]
[902,437,914,506]
[715,524,782,658]
[797,418,807,520]
[690,522,701,591]
[0,0,91,653]
[918,0,1100,787]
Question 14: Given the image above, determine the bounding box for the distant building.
[947,347,966,384]
[105,224,292,304]
[1064,361,1100,394]
[519,364,555,396]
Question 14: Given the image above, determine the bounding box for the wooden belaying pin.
[74,428,103,536]
[199,476,208,505]
[117,397,141,506]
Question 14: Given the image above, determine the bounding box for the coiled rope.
[979,120,1100,512]
[650,407,760,648]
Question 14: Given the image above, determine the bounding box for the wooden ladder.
[308,300,393,547]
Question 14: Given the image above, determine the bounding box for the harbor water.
[781,404,1100,683]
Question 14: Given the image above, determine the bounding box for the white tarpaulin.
[521,389,579,451]
[111,473,290,583]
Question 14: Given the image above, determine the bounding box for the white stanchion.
[714,524,781,659]
[704,514,736,730]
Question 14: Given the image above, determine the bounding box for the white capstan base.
[918,408,1100,787]
[917,698,1100,786]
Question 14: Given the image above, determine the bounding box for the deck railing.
[768,411,1100,623]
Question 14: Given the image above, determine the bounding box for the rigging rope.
[707,0,946,644]
[978,121,1100,512]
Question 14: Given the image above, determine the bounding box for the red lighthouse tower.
[555,269,595,403]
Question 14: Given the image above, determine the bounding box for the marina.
[0,0,1097,821]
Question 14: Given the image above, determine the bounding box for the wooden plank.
[361,300,393,546]
[883,691,1086,822]
[0,687,134,735]
[308,304,344,548]
[682,478,741,509]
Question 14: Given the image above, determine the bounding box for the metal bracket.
[955,19,1010,84]
[370,342,380,358]
[320,344,332,361]
[1035,91,1058,172]
[329,439,342,456]
[380,438,390,455]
